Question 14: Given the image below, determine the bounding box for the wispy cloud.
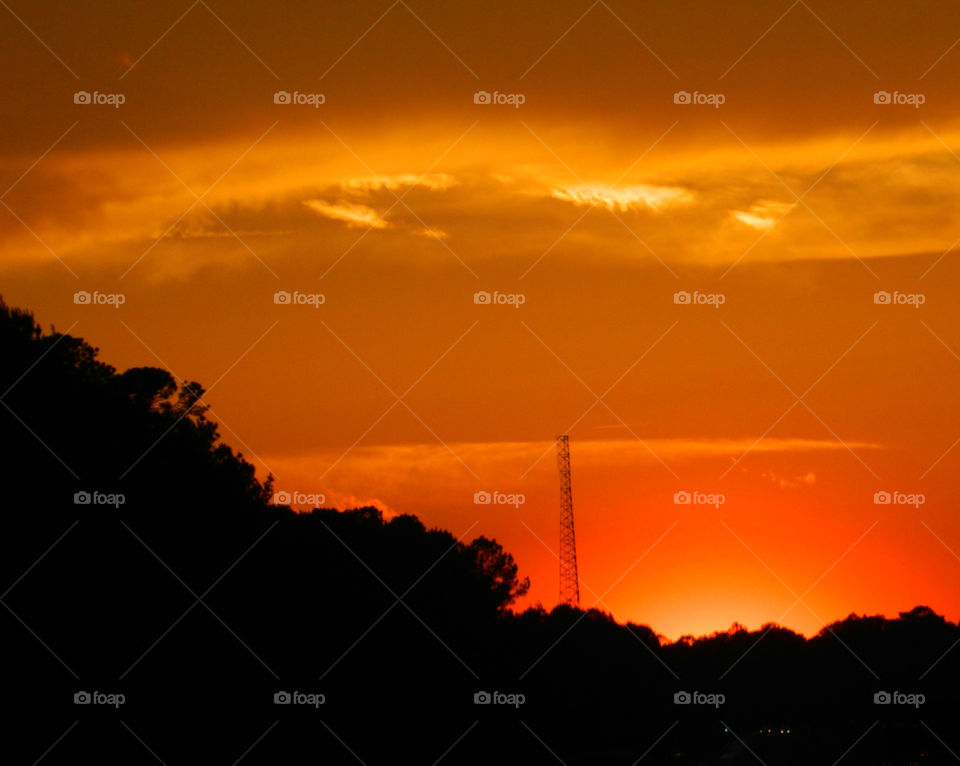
[731,200,795,230]
[551,184,694,212]
[341,173,458,193]
[266,437,882,487]
[760,469,817,488]
[303,199,388,229]
[322,490,399,519]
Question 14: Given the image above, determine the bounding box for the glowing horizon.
[6,0,960,642]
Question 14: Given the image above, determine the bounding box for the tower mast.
[556,435,581,608]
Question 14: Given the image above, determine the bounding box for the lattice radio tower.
[556,435,581,608]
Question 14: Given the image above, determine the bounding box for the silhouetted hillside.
[2,298,959,764]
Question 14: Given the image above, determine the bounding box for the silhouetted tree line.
[1,298,958,765]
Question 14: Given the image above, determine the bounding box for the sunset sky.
[6,0,960,640]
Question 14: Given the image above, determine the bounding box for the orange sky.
[5,0,960,639]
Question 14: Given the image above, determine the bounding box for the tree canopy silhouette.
[3,296,959,765]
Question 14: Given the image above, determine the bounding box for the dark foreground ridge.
[2,298,958,764]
